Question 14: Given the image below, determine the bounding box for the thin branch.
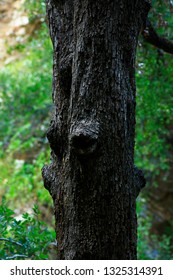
[142,19,173,55]
[5,254,28,260]
[0,238,23,247]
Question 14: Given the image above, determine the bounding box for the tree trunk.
[42,0,150,260]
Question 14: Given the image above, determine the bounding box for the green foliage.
[135,3,173,174]
[0,202,56,260]
[136,1,173,259]
[0,23,52,148]
[0,150,51,207]
[150,0,173,39]
[0,1,53,210]
[137,198,173,260]
[0,0,55,259]
[135,49,173,173]
[137,198,151,260]
[22,0,46,22]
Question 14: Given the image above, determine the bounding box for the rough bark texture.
[42,0,150,260]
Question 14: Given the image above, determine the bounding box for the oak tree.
[42,0,151,259]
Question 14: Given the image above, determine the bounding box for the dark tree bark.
[42,0,150,260]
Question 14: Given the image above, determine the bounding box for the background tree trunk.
[42,0,150,260]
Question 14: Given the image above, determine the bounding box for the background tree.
[42,0,150,259]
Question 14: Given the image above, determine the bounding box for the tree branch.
[142,19,173,55]
[0,238,23,247]
[5,254,28,260]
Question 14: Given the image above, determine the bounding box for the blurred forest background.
[0,0,173,260]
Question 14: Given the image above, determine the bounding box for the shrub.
[0,202,56,260]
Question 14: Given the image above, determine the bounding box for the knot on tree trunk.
[46,121,63,158]
[42,163,57,196]
[134,166,146,197]
[69,120,100,157]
